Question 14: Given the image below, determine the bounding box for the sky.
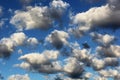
[0,0,120,80]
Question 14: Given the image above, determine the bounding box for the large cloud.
[71,0,120,36]
[15,50,62,74]
[10,0,69,31]
[45,30,69,49]
[8,74,30,80]
[0,32,27,58]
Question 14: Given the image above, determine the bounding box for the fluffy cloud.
[91,57,119,71]
[63,57,84,78]
[71,48,92,66]
[49,0,69,20]
[104,57,119,66]
[96,45,120,57]
[71,0,120,36]
[26,37,39,48]
[0,32,27,58]
[10,0,69,31]
[90,32,115,46]
[99,69,118,78]
[15,50,62,73]
[45,30,69,49]
[8,74,30,80]
[91,58,105,70]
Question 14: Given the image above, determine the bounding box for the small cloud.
[8,74,30,80]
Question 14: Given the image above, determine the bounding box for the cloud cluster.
[0,32,39,58]
[63,57,84,78]
[0,32,27,58]
[10,0,69,31]
[45,30,69,49]
[15,50,62,74]
[99,69,118,78]
[90,32,115,46]
[96,45,120,57]
[8,74,30,80]
[71,0,120,36]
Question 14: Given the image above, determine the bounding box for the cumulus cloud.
[91,58,105,70]
[0,32,27,58]
[96,45,120,57]
[91,57,119,71]
[45,30,69,49]
[15,50,62,73]
[104,57,119,66]
[26,37,39,48]
[71,48,92,66]
[90,32,115,46]
[8,74,30,80]
[99,69,118,78]
[63,57,84,78]
[71,0,120,36]
[10,0,69,31]
[49,0,69,20]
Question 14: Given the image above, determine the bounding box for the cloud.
[63,57,84,78]
[82,72,92,79]
[10,32,27,46]
[26,37,39,48]
[94,76,107,80]
[0,32,27,58]
[10,0,69,31]
[98,69,118,78]
[49,0,69,20]
[71,0,120,36]
[91,58,105,70]
[90,32,115,46]
[8,74,30,80]
[0,20,4,28]
[15,50,62,73]
[96,45,120,57]
[0,6,2,16]
[71,48,91,66]
[45,30,69,49]
[104,57,119,66]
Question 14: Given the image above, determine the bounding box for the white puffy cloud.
[83,72,92,79]
[45,30,69,49]
[27,37,39,48]
[71,0,120,36]
[96,45,120,57]
[90,32,115,46]
[104,57,118,66]
[8,74,30,80]
[16,50,61,73]
[49,0,69,19]
[91,58,105,70]
[10,32,27,46]
[0,32,27,58]
[10,0,69,31]
[94,76,107,80]
[99,69,118,78]
[10,7,52,31]
[63,57,84,78]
